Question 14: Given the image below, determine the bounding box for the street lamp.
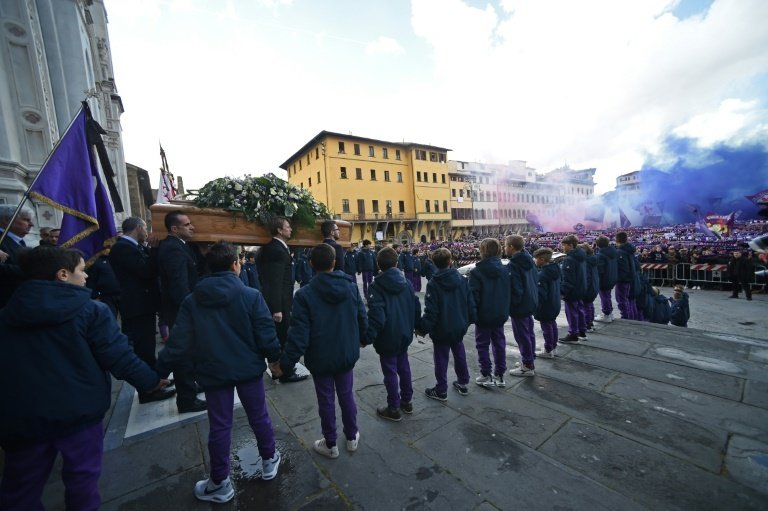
[464,177,475,236]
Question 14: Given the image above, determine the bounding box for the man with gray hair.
[0,204,34,307]
[108,217,175,404]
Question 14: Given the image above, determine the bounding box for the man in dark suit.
[0,205,33,308]
[257,216,307,383]
[109,217,175,404]
[157,211,207,412]
[321,220,345,272]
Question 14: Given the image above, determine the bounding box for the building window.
[434,200,439,212]
[386,200,392,216]
[429,151,438,162]
[368,145,375,157]
[443,200,447,212]
[382,148,388,159]
[315,147,319,159]
[452,189,456,197]
[372,200,379,213]
[338,142,345,153]
[299,160,302,170]
[384,170,390,182]
[432,173,437,183]
[342,199,350,213]
[416,172,421,182]
[439,153,446,163]
[340,167,347,179]
[425,200,430,212]
[459,189,464,198]
[307,154,310,164]
[395,149,401,160]
[399,200,405,213]
[354,143,361,156]
[317,171,321,184]
[300,182,303,188]
[415,149,426,160]
[441,174,446,184]
[370,169,376,181]
[357,199,365,215]
[397,171,402,183]
[356,168,362,180]
[308,177,312,187]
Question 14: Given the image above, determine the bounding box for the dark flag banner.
[704,212,735,237]
[745,189,768,205]
[28,104,117,264]
[619,208,631,229]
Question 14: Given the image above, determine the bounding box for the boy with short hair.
[418,248,476,400]
[280,244,368,459]
[559,235,588,344]
[469,238,510,387]
[0,246,169,510]
[615,231,639,319]
[158,242,283,503]
[365,247,422,421]
[533,248,562,358]
[595,236,618,322]
[505,235,540,376]
[580,243,599,332]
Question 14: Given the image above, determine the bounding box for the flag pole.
[0,103,86,247]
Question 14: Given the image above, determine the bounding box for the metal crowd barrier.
[639,262,766,288]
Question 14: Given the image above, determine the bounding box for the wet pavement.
[6,285,768,510]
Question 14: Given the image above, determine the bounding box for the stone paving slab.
[512,376,726,473]
[565,346,744,400]
[528,355,619,391]
[414,415,646,510]
[744,380,768,409]
[724,435,768,495]
[604,374,768,443]
[538,420,767,510]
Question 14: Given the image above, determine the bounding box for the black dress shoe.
[177,398,207,413]
[279,372,309,383]
[138,388,176,404]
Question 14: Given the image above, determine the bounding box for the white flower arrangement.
[192,173,331,228]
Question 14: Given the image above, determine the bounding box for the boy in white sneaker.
[533,248,561,358]
[157,243,284,503]
[279,244,368,459]
[468,238,510,387]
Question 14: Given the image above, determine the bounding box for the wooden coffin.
[150,202,352,248]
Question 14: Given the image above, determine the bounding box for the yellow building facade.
[281,131,451,244]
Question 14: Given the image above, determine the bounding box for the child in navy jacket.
[533,248,562,358]
[560,235,588,344]
[505,235,540,377]
[0,247,169,510]
[669,285,690,327]
[580,243,600,331]
[280,244,368,459]
[418,248,476,400]
[595,235,618,322]
[159,243,283,502]
[364,247,422,421]
[469,238,510,387]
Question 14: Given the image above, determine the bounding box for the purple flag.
[28,106,116,264]
[619,208,631,228]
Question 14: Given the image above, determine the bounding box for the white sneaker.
[475,375,494,387]
[313,439,339,459]
[346,431,360,452]
[536,349,556,359]
[194,477,235,503]
[261,451,281,480]
[494,374,506,388]
[509,365,535,377]
[595,314,612,323]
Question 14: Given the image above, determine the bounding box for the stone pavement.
[10,286,768,510]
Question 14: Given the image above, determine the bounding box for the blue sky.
[105,0,768,194]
